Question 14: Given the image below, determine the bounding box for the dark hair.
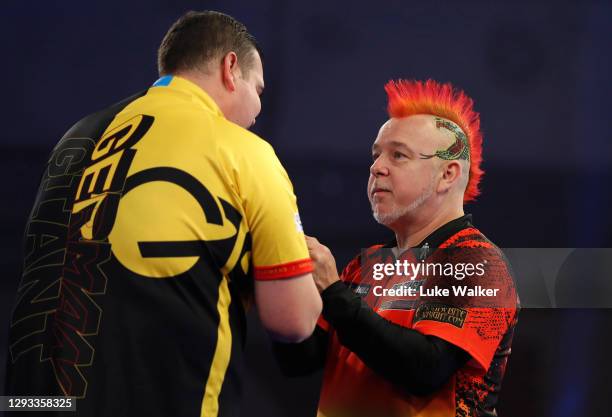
[157,11,261,76]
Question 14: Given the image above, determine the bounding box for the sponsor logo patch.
[413,302,467,328]
[349,283,371,297]
[294,212,304,233]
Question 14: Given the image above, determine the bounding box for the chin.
[372,209,395,225]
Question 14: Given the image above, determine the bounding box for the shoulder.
[340,244,386,281]
[217,119,275,155]
[441,227,496,249]
[211,121,287,183]
[62,91,147,139]
[439,227,507,266]
[440,227,516,295]
[136,94,278,163]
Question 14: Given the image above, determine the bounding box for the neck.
[173,70,227,115]
[393,204,464,249]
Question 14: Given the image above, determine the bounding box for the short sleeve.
[236,140,312,281]
[412,247,518,370]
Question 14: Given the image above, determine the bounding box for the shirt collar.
[384,214,474,250]
[151,75,224,118]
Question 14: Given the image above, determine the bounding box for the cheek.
[367,175,374,201]
[388,174,413,202]
[248,90,261,116]
[394,177,429,204]
[254,94,261,115]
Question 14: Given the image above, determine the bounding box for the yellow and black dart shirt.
[5,76,312,417]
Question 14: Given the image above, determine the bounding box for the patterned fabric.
[318,219,519,417]
[5,76,311,416]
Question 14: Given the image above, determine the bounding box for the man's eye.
[372,153,380,161]
[393,151,406,159]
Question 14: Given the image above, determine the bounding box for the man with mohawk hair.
[274,80,519,417]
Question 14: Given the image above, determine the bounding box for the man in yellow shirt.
[5,11,321,416]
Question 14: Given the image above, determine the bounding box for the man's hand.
[305,235,340,292]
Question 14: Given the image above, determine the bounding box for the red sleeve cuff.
[414,321,493,370]
[253,258,314,281]
[317,314,330,332]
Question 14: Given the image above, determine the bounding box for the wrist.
[317,275,340,292]
[321,281,360,326]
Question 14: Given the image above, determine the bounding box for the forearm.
[321,281,469,396]
[272,325,329,377]
[255,273,322,342]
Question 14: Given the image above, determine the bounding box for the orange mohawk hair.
[384,79,484,203]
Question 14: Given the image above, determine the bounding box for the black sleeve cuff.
[319,280,471,396]
[321,280,362,326]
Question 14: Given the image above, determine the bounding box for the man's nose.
[370,157,389,177]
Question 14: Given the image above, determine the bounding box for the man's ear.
[437,160,462,193]
[221,51,239,92]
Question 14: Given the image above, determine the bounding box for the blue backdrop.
[2,1,611,415]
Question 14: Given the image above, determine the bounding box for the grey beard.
[372,183,435,225]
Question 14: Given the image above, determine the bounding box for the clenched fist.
[305,235,340,292]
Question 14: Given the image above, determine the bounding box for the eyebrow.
[372,140,415,154]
